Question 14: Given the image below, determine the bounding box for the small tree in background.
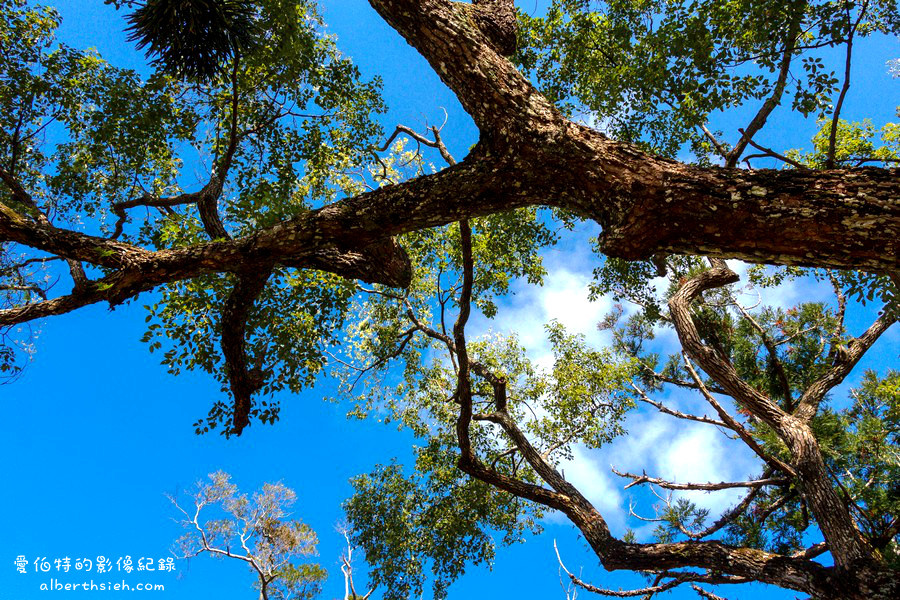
[171,472,326,600]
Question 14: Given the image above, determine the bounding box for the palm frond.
[125,0,259,80]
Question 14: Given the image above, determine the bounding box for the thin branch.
[111,191,201,240]
[826,2,867,169]
[730,295,793,408]
[631,382,729,428]
[447,217,580,513]
[682,355,796,477]
[727,8,803,167]
[690,585,729,600]
[612,467,786,491]
[339,526,375,600]
[642,367,729,396]
[738,132,811,170]
[686,487,763,540]
[699,124,727,160]
[794,309,896,422]
[826,270,847,338]
[0,283,47,299]
[376,122,457,169]
[853,157,900,166]
[555,540,690,597]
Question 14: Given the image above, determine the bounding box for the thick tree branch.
[0,283,106,324]
[4,0,900,340]
[668,261,786,427]
[195,174,229,240]
[794,311,896,422]
[668,259,874,569]
[0,283,47,299]
[4,142,900,330]
[366,0,900,273]
[221,266,273,435]
[455,332,834,595]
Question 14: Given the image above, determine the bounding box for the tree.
[1,0,898,598]
[170,471,327,600]
[340,248,898,599]
[171,473,383,600]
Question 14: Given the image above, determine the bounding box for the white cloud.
[466,251,767,537]
[726,260,832,311]
[557,446,625,531]
[615,402,760,520]
[563,395,762,538]
[538,270,612,337]
[474,258,614,371]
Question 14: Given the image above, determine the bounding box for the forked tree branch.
[726,4,804,167]
[436,239,838,596]
[794,310,896,422]
[668,259,874,568]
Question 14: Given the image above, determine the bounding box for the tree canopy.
[1,0,899,599]
[171,471,327,600]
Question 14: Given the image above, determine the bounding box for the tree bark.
[365,0,899,271]
[2,0,899,331]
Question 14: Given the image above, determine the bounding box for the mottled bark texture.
[367,0,898,271]
[2,0,898,330]
[668,260,897,598]
[221,266,273,433]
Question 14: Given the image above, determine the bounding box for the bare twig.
[691,585,730,600]
[612,467,786,492]
[738,132,811,170]
[555,540,691,597]
[631,383,729,428]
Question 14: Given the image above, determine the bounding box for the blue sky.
[2,1,898,599]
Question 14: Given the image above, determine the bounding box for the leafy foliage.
[345,455,536,600]
[172,471,327,600]
[519,0,900,157]
[1,0,384,425]
[144,269,356,434]
[788,114,900,168]
[336,204,636,597]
